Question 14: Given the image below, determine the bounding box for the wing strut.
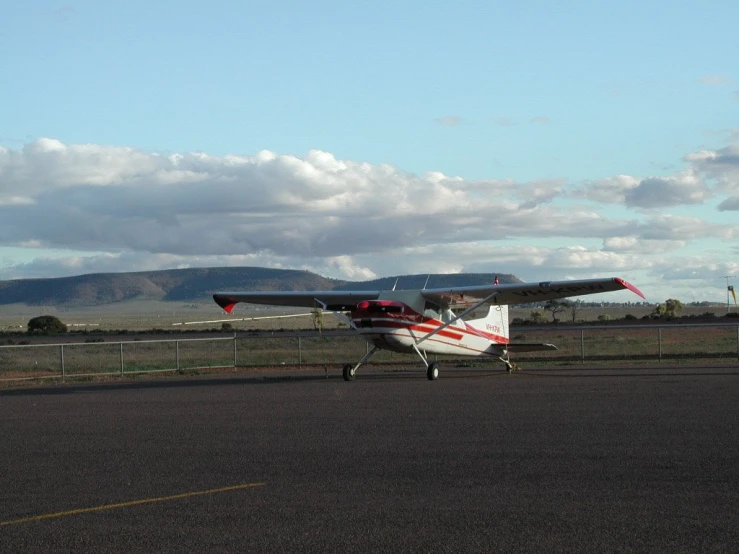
[415,292,499,345]
[314,298,357,330]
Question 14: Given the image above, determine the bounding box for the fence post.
[580,330,585,364]
[60,344,65,382]
[233,333,237,368]
[176,340,180,371]
[658,328,662,363]
[736,326,739,361]
[298,336,302,368]
[120,343,124,375]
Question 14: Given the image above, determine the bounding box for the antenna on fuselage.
[423,274,431,290]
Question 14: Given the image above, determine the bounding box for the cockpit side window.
[423,301,456,323]
[423,301,440,319]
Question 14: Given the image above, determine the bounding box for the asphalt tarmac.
[2,364,738,553]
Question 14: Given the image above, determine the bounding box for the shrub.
[27,315,67,335]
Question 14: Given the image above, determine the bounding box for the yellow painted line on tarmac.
[0,482,265,527]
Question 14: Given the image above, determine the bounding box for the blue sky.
[1,1,738,304]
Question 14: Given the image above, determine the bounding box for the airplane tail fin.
[466,305,557,352]
[466,304,509,342]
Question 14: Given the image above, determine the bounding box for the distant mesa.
[0,267,520,307]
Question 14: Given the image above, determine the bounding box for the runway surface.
[2,364,739,552]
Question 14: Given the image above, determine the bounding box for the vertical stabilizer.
[466,304,509,342]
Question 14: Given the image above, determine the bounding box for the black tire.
[343,364,355,381]
[426,362,439,381]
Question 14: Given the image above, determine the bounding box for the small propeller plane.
[213,276,644,381]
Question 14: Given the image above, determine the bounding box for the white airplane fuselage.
[350,298,509,357]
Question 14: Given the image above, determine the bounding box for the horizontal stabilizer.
[505,343,557,352]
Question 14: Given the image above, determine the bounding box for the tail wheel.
[342,364,356,381]
[426,362,439,381]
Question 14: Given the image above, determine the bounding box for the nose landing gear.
[341,346,379,381]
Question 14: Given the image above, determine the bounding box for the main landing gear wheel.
[427,362,439,381]
[342,364,356,382]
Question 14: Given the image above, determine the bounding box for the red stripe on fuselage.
[364,329,506,356]
[350,316,508,344]
[350,300,509,344]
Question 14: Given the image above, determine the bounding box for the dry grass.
[0,301,334,333]
[1,323,737,385]
[1,301,737,385]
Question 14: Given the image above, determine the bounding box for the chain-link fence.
[1,324,738,382]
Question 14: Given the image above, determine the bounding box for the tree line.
[527,298,689,324]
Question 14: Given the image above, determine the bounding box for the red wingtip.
[615,278,646,299]
[213,295,238,313]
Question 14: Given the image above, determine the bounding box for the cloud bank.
[1,137,738,300]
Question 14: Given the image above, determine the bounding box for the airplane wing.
[421,277,644,308]
[213,277,644,313]
[213,290,382,313]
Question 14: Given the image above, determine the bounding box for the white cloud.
[624,171,710,208]
[0,137,738,301]
[2,240,736,304]
[0,138,639,260]
[49,5,76,21]
[516,179,565,208]
[635,214,736,241]
[684,144,739,209]
[718,195,739,211]
[0,196,35,206]
[573,175,641,204]
[698,75,732,85]
[310,255,377,281]
[602,237,686,254]
[574,171,710,208]
[433,116,461,127]
[685,144,739,191]
[492,117,517,127]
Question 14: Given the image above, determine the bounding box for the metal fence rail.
[1,323,738,383]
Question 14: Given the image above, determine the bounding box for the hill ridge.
[0,267,519,307]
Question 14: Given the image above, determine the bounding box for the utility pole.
[723,275,736,313]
